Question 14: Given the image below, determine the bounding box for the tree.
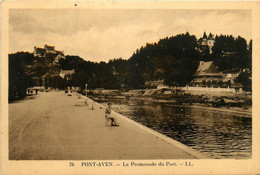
[248,39,252,52]
[8,32,252,94]
[235,72,251,91]
[235,36,247,54]
[128,32,199,87]
[9,52,34,101]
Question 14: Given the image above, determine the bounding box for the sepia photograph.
[1,1,260,175]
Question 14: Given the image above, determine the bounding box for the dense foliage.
[8,32,252,101]
[128,32,199,87]
[9,52,34,101]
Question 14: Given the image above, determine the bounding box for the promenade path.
[9,91,206,160]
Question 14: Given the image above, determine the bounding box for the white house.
[59,69,75,79]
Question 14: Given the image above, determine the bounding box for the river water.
[91,96,252,159]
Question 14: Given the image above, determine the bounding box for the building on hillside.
[222,51,237,57]
[53,54,65,64]
[187,61,250,92]
[223,71,244,91]
[33,47,46,57]
[144,79,163,89]
[34,44,65,60]
[223,71,241,84]
[34,44,65,64]
[44,44,56,53]
[59,69,75,80]
[242,68,250,73]
[144,79,170,89]
[189,61,223,87]
[196,32,215,54]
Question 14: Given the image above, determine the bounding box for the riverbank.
[87,89,252,117]
[9,91,207,160]
[87,92,252,159]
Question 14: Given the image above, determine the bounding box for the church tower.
[207,33,215,54]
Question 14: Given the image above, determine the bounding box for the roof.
[197,38,203,42]
[203,31,207,38]
[44,44,55,48]
[193,61,223,77]
[231,83,243,88]
[35,47,45,51]
[225,72,241,78]
[60,69,75,75]
[34,47,46,55]
[208,33,214,40]
[223,52,237,55]
[145,80,164,86]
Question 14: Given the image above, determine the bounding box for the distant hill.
[8,32,252,101]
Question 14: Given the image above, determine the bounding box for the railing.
[182,86,236,92]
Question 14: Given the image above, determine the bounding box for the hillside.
[9,52,64,101]
[8,32,252,101]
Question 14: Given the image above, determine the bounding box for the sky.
[9,9,252,62]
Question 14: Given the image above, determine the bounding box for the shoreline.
[186,104,251,118]
[91,96,252,118]
[87,88,252,118]
[83,92,252,159]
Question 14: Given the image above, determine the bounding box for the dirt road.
[9,91,202,160]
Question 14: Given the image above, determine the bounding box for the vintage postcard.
[1,1,260,174]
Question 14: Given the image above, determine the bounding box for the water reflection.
[91,96,252,159]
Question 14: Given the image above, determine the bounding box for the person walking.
[105,103,119,126]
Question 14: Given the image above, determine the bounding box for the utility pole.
[85,83,88,98]
[42,76,46,91]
